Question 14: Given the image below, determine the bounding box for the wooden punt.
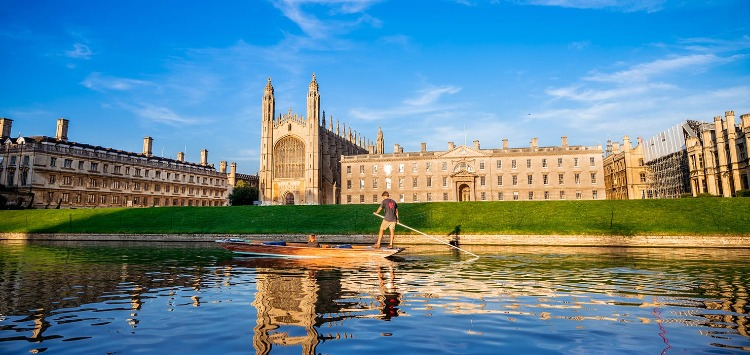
[215,239,404,259]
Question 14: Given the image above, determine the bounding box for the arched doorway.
[284,191,295,205]
[458,184,471,202]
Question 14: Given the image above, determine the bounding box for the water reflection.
[0,241,749,353]
[221,257,399,354]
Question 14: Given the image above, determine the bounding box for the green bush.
[736,189,750,197]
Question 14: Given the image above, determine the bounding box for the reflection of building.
[686,111,750,196]
[341,137,605,203]
[251,272,321,354]
[0,118,231,208]
[603,136,649,199]
[259,75,370,205]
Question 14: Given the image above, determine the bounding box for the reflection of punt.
[215,239,405,259]
[220,256,398,270]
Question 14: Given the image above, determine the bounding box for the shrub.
[736,189,750,197]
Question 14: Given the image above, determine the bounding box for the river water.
[0,241,748,354]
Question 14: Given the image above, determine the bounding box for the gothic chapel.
[259,74,378,205]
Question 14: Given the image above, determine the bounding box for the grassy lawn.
[0,198,748,236]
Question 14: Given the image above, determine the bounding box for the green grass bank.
[1,198,748,236]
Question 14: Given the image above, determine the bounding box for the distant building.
[602,110,750,200]
[0,117,231,208]
[259,74,371,205]
[686,111,750,196]
[603,136,650,200]
[340,137,605,204]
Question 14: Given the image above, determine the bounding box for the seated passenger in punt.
[307,234,320,248]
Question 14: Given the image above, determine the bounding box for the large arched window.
[274,136,305,178]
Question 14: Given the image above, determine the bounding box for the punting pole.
[373,213,479,258]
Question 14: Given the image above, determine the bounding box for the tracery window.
[274,136,305,178]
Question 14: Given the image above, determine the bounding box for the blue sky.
[1,0,748,174]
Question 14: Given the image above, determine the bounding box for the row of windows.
[346,190,599,203]
[346,172,599,190]
[345,157,598,175]
[46,175,224,197]
[47,157,225,186]
[48,192,223,206]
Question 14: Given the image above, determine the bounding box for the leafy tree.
[229,186,258,206]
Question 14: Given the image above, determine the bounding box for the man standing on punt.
[374,191,399,249]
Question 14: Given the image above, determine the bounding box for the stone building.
[340,137,605,204]
[602,111,749,200]
[686,111,750,196]
[259,74,371,205]
[0,117,231,208]
[603,136,650,199]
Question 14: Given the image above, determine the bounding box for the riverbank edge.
[2,233,749,248]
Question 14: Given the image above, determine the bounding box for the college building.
[0,117,234,208]
[258,74,605,205]
[341,137,605,204]
[603,110,749,199]
[686,111,750,196]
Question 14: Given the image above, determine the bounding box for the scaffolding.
[641,121,700,198]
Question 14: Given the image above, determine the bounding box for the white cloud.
[81,72,154,91]
[519,0,666,12]
[568,40,590,50]
[270,0,381,39]
[546,82,674,102]
[132,104,199,125]
[404,86,462,106]
[349,85,462,121]
[65,43,93,59]
[583,54,738,83]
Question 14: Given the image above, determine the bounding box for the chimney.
[229,162,237,187]
[393,144,400,153]
[502,139,508,150]
[200,149,208,166]
[612,142,620,154]
[368,145,375,154]
[561,136,568,149]
[473,140,480,149]
[0,118,12,140]
[177,152,185,162]
[623,135,631,151]
[143,137,153,156]
[448,141,455,150]
[56,118,69,141]
[531,138,538,149]
[220,161,227,174]
[421,142,427,153]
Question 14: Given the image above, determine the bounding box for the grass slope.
[0,199,748,236]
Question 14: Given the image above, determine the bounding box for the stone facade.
[603,136,650,199]
[341,137,605,204]
[686,111,750,196]
[0,118,230,208]
[259,75,370,205]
